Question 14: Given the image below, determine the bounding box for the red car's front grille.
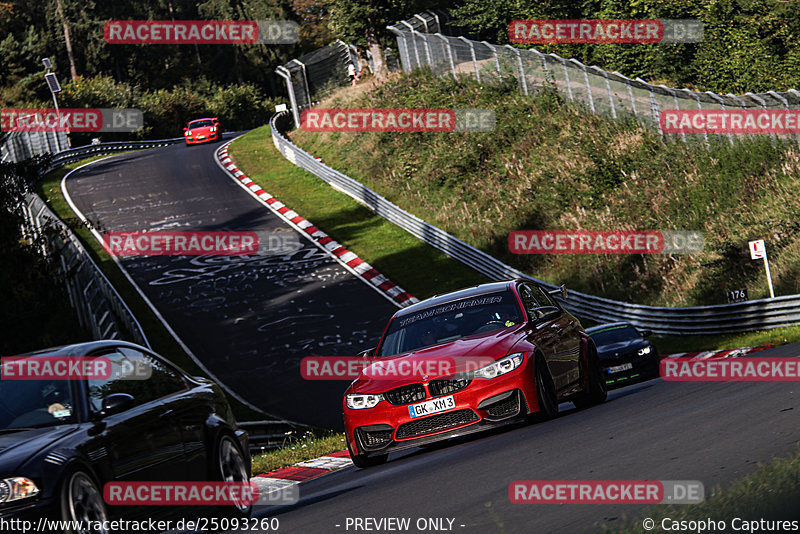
[428,377,471,397]
[395,409,479,439]
[384,383,426,405]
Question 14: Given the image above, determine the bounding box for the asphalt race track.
[63,141,800,534]
[62,136,399,430]
[228,345,800,534]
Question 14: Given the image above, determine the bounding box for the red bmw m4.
[343,279,607,468]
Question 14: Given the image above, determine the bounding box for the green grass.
[37,154,266,422]
[227,126,487,301]
[606,446,800,533]
[290,71,800,309]
[653,325,800,355]
[251,432,346,475]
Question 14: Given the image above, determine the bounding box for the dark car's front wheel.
[347,442,388,469]
[215,434,252,517]
[60,468,109,534]
[573,342,608,409]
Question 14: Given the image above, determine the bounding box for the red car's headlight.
[472,353,524,379]
[346,393,384,410]
[185,130,191,136]
[210,126,217,132]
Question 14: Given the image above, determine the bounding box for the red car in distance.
[183,117,222,145]
[343,279,607,468]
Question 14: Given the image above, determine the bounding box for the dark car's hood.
[596,338,648,359]
[353,326,524,393]
[0,426,79,474]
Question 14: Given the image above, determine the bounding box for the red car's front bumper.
[344,363,539,457]
[185,130,220,144]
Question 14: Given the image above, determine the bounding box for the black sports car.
[0,340,250,530]
[586,322,660,387]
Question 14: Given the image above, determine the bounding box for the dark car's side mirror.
[533,306,561,323]
[639,329,652,338]
[357,347,376,358]
[99,393,135,417]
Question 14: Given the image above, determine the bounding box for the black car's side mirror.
[639,329,653,338]
[357,347,376,358]
[99,393,135,417]
[533,306,561,323]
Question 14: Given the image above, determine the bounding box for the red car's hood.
[188,125,213,133]
[352,326,525,393]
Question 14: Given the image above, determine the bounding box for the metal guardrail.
[23,193,150,347]
[15,138,185,347]
[386,13,800,147]
[269,110,800,335]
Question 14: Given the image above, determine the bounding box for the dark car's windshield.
[377,291,523,357]
[589,325,642,346]
[189,120,214,128]
[0,379,77,430]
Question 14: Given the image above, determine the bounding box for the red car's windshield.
[377,291,523,357]
[189,120,215,128]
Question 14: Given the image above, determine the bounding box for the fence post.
[275,66,300,128]
[289,59,312,110]
[437,34,457,79]
[705,92,734,146]
[418,32,433,67]
[661,86,685,143]
[459,37,480,84]
[593,66,616,119]
[571,59,595,113]
[505,45,528,96]
[682,89,709,149]
[414,14,429,33]
[555,55,574,101]
[481,41,502,80]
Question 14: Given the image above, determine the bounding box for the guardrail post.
[275,66,300,129]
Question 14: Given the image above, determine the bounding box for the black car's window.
[377,291,524,356]
[589,325,641,345]
[0,378,77,429]
[86,349,186,413]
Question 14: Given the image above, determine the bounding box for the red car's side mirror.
[183,127,187,132]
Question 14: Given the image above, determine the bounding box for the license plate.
[607,363,633,374]
[408,395,455,418]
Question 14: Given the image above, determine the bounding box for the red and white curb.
[251,449,351,497]
[216,142,418,308]
[664,344,774,360]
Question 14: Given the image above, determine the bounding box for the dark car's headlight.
[346,393,384,410]
[472,353,524,379]
[0,477,39,504]
[638,346,652,356]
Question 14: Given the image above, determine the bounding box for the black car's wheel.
[215,434,252,517]
[533,355,558,421]
[573,342,608,409]
[347,442,388,469]
[60,468,109,534]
